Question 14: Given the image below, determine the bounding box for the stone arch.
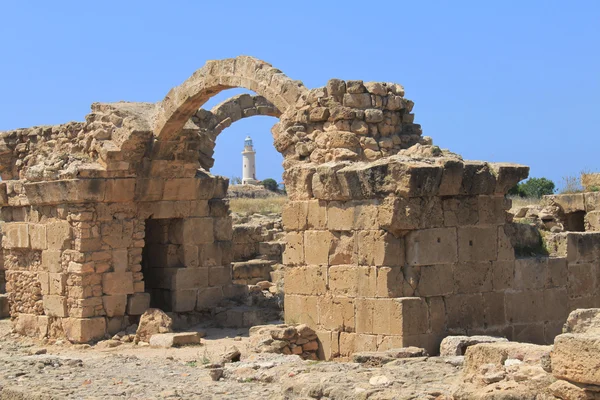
[192,93,281,170]
[154,56,307,142]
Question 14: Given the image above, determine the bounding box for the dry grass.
[508,195,542,208]
[229,196,287,215]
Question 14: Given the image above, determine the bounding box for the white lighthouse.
[241,136,258,185]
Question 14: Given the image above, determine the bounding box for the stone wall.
[2,55,593,357]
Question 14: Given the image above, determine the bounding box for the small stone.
[220,346,241,363]
[369,375,391,387]
[210,368,224,381]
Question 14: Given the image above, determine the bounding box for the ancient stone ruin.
[1,56,599,360]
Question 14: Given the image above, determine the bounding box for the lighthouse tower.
[241,136,258,185]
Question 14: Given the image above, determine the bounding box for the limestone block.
[163,178,197,201]
[543,288,568,323]
[2,223,29,249]
[38,272,50,294]
[442,196,478,227]
[405,228,457,266]
[585,211,600,232]
[567,263,596,298]
[489,163,529,195]
[127,293,150,315]
[549,380,600,400]
[46,221,72,250]
[463,341,551,375]
[149,332,201,348]
[328,265,377,297]
[62,317,106,343]
[440,335,509,357]
[284,294,318,326]
[173,267,209,290]
[282,201,308,231]
[111,249,128,273]
[102,295,127,317]
[437,159,464,196]
[497,225,515,261]
[318,295,355,331]
[478,196,509,225]
[214,217,233,241]
[514,258,547,290]
[416,264,454,297]
[327,201,354,231]
[307,200,327,229]
[357,230,404,266]
[49,273,66,295]
[445,293,485,332]
[304,230,333,265]
[356,297,428,336]
[134,179,164,202]
[566,233,600,263]
[102,272,134,295]
[459,162,496,195]
[29,224,47,250]
[196,287,223,310]
[553,333,600,385]
[452,261,493,294]
[285,265,327,296]
[551,193,586,214]
[42,250,63,273]
[43,295,67,317]
[208,266,231,287]
[376,266,404,297]
[505,290,545,324]
[170,290,197,312]
[105,179,135,202]
[457,226,498,262]
[564,309,600,335]
[170,218,214,245]
[329,232,356,265]
[343,93,372,108]
[200,243,223,267]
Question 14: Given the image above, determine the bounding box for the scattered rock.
[221,346,241,364]
[439,335,508,356]
[149,332,201,348]
[369,375,391,387]
[135,309,173,343]
[210,368,224,381]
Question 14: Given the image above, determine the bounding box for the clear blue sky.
[1,1,598,189]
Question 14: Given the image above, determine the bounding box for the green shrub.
[509,177,556,199]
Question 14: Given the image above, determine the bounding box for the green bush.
[261,178,279,192]
[509,177,555,199]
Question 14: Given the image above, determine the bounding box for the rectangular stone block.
[445,293,485,332]
[46,221,72,250]
[406,228,457,266]
[62,317,106,343]
[38,272,50,295]
[42,250,63,273]
[458,226,498,262]
[170,218,214,245]
[356,297,428,336]
[327,201,355,231]
[328,232,356,265]
[318,296,355,331]
[417,264,454,296]
[284,294,318,326]
[328,265,377,297]
[127,293,150,315]
[43,295,67,317]
[357,230,404,266]
[304,230,333,265]
[478,196,509,225]
[105,178,135,203]
[497,225,515,261]
[375,266,404,297]
[196,286,223,310]
[543,288,568,323]
[282,232,304,265]
[2,223,29,249]
[163,178,197,201]
[29,224,47,250]
[169,289,197,312]
[514,258,547,290]
[307,200,327,230]
[174,267,209,290]
[546,257,568,288]
[505,290,545,323]
[49,273,66,295]
[208,266,231,287]
[566,233,600,263]
[285,265,327,295]
[453,262,493,294]
[149,332,201,348]
[214,217,233,241]
[282,201,308,231]
[102,295,127,317]
[102,272,134,295]
[567,263,597,298]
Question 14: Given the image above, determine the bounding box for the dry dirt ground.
[0,319,463,399]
